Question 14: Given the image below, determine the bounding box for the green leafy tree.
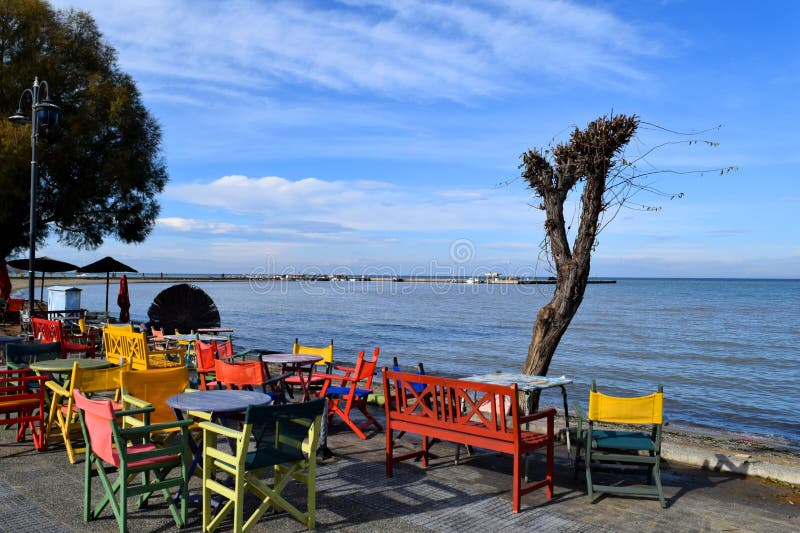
[0,0,167,259]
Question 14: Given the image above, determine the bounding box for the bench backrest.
[31,317,65,343]
[382,368,520,442]
[103,327,154,370]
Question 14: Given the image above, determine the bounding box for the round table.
[167,389,272,414]
[258,353,324,402]
[167,389,273,491]
[29,358,113,374]
[257,353,323,366]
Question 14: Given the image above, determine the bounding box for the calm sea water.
[73,278,799,445]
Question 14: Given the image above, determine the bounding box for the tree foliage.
[0,0,167,259]
[519,114,735,404]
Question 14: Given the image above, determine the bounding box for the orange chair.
[195,339,218,390]
[214,358,288,401]
[318,347,382,439]
[31,317,96,358]
[214,359,267,391]
[0,368,48,451]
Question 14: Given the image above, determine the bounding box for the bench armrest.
[520,407,556,425]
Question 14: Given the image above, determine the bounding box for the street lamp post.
[8,77,60,317]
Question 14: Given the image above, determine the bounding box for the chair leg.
[653,457,667,508]
[585,445,594,502]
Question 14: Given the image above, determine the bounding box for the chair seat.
[285,375,324,384]
[0,398,39,411]
[325,386,371,398]
[592,430,655,451]
[113,443,181,468]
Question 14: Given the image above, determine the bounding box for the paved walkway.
[1,410,798,532]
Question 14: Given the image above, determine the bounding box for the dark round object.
[147,283,220,333]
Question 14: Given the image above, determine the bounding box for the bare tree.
[520,114,734,390]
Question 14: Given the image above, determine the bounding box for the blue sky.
[42,0,799,278]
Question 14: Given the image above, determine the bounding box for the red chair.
[318,347,382,439]
[0,368,48,451]
[31,317,96,358]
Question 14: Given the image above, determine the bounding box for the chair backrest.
[215,339,234,360]
[588,382,663,425]
[5,342,61,368]
[348,347,380,389]
[72,361,124,395]
[121,366,189,424]
[31,317,63,343]
[6,298,25,314]
[245,398,326,469]
[73,388,118,465]
[104,326,164,370]
[293,338,334,368]
[195,339,218,372]
[214,359,265,390]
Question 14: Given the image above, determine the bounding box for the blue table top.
[167,389,272,414]
[0,336,24,344]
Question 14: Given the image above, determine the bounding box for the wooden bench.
[102,325,185,370]
[382,368,555,513]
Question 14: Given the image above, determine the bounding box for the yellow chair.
[45,361,125,463]
[574,381,667,508]
[292,338,334,373]
[201,398,326,531]
[103,325,185,370]
[120,366,190,428]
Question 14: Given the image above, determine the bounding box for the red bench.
[31,317,96,358]
[382,368,555,512]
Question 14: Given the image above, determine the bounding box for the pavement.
[1,403,799,533]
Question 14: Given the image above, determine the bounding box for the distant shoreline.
[9,275,616,293]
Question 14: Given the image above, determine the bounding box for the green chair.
[573,381,667,508]
[73,389,193,531]
[200,397,326,531]
[5,342,61,369]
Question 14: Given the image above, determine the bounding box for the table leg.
[559,385,572,464]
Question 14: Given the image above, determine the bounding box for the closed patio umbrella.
[117,274,130,323]
[77,256,138,315]
[0,259,11,299]
[7,256,78,301]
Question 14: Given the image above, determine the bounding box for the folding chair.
[201,398,326,531]
[0,368,48,451]
[45,361,124,463]
[318,347,382,439]
[574,381,667,508]
[73,389,192,530]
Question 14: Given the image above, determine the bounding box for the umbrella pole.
[105,272,110,316]
[40,271,45,302]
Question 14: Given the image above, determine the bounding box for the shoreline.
[5,276,799,484]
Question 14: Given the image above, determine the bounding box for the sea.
[68,277,799,447]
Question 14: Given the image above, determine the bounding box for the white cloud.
[52,0,659,100]
[165,175,540,232]
[157,218,239,234]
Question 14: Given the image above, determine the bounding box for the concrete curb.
[662,443,800,486]
[366,394,800,486]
